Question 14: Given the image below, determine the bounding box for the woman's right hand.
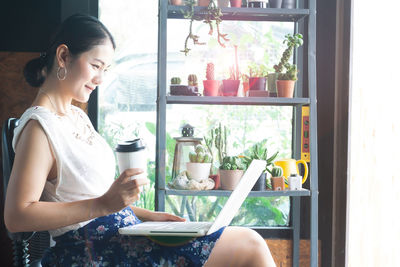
[98,168,150,214]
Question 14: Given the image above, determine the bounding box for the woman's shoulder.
[12,106,59,150]
[21,105,58,119]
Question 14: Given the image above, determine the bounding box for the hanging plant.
[181,0,229,56]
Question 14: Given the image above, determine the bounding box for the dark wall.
[0,0,61,52]
[316,0,337,266]
[0,1,98,265]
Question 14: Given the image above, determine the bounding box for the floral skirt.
[41,207,225,267]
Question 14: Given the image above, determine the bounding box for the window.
[99,0,295,226]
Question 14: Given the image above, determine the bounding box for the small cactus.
[271,166,283,177]
[188,74,198,86]
[189,144,212,163]
[220,156,244,170]
[171,77,181,84]
[206,63,215,80]
[195,144,204,154]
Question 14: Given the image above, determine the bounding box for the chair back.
[2,118,19,202]
[2,118,49,267]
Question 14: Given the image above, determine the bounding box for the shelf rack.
[156,1,318,266]
[166,96,310,105]
[168,6,309,22]
[164,188,311,197]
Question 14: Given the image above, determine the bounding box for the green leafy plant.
[248,63,269,77]
[220,156,245,170]
[214,123,227,165]
[189,144,212,163]
[242,139,279,174]
[171,77,181,84]
[241,73,249,83]
[278,63,298,81]
[273,33,303,74]
[181,0,228,55]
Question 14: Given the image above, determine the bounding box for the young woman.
[4,14,276,266]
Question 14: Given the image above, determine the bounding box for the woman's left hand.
[147,211,186,222]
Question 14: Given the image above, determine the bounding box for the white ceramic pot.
[288,174,302,190]
[186,162,212,182]
[219,169,245,190]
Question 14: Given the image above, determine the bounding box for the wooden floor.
[266,239,321,267]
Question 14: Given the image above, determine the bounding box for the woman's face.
[65,40,114,103]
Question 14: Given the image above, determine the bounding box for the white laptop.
[118,160,266,237]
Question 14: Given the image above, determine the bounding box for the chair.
[2,118,50,267]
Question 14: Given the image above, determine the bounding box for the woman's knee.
[206,226,275,267]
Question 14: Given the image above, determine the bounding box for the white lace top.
[12,106,115,237]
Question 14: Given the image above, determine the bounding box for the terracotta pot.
[271,176,285,191]
[222,79,240,96]
[249,77,267,91]
[230,0,242,7]
[209,174,221,189]
[219,169,244,190]
[203,80,220,96]
[242,81,249,96]
[276,80,295,98]
[198,0,211,6]
[170,0,183,5]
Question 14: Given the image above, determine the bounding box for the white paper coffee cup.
[115,139,147,180]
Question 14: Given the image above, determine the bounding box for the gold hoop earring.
[57,66,67,81]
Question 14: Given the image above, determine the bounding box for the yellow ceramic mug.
[274,159,308,184]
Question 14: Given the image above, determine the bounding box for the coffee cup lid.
[115,138,146,152]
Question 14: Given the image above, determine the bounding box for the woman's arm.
[130,206,185,222]
[4,120,148,233]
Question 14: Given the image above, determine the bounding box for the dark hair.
[23,14,116,87]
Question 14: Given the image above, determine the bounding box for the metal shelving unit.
[165,188,311,197]
[166,96,310,105]
[156,1,318,266]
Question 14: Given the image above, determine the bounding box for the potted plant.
[170,76,190,96]
[203,62,219,96]
[276,63,298,98]
[230,0,242,7]
[222,45,240,96]
[222,66,240,96]
[217,0,230,7]
[203,127,220,189]
[186,144,213,182]
[248,64,268,91]
[273,33,303,97]
[170,0,183,5]
[199,0,211,6]
[270,166,285,191]
[187,74,199,94]
[282,0,295,9]
[269,0,282,8]
[219,156,245,190]
[248,0,267,8]
[241,73,250,96]
[242,139,279,191]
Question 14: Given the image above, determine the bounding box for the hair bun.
[23,57,46,87]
